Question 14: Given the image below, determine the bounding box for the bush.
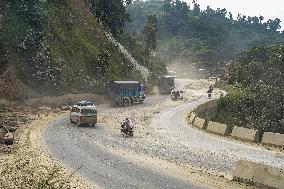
[214,84,284,133]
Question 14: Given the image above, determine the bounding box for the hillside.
[126,0,284,67]
[0,0,149,98]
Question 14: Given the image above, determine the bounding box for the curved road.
[153,100,284,175]
[44,80,284,188]
[44,98,202,189]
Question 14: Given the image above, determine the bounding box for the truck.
[157,76,175,94]
[105,81,145,106]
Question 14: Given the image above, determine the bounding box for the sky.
[184,0,284,29]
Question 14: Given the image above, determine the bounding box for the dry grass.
[0,157,73,189]
[0,93,105,108]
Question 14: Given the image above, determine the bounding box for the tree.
[88,0,132,36]
[259,15,264,23]
[142,15,158,54]
[192,0,200,16]
[267,18,281,32]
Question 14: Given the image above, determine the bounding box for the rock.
[53,108,61,113]
[8,127,17,132]
[8,121,18,127]
[61,105,70,111]
[38,106,52,112]
[20,117,29,123]
[2,133,14,145]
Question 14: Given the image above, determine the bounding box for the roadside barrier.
[231,126,260,143]
[193,117,206,130]
[233,160,284,189]
[188,112,196,124]
[190,100,284,148]
[262,132,284,147]
[206,121,231,136]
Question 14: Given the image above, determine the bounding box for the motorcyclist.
[208,84,213,93]
[121,118,132,131]
[207,84,213,99]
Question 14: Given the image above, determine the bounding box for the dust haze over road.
[44,79,284,189]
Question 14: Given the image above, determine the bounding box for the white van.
[70,105,97,126]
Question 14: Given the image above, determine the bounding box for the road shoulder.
[0,111,97,188]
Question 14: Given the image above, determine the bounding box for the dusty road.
[44,79,284,189]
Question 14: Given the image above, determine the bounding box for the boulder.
[2,132,14,145]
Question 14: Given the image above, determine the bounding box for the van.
[70,105,97,126]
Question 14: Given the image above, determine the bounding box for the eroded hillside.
[0,0,146,97]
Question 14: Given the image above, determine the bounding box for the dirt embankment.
[0,107,96,188]
[0,93,106,108]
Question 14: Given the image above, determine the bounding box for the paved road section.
[44,114,202,189]
[152,100,284,176]
[44,79,284,188]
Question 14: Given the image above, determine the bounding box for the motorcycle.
[120,127,134,137]
[121,121,134,137]
[207,87,213,99]
[207,92,212,99]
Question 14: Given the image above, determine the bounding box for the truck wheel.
[127,99,131,106]
[123,100,128,107]
[118,101,123,107]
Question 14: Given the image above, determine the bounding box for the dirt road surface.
[44,79,284,189]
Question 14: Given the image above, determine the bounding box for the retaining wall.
[233,160,284,189]
[231,126,260,143]
[190,100,284,148]
[206,121,230,136]
[195,100,217,120]
[262,132,284,147]
[193,117,206,130]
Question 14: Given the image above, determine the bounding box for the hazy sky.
[184,0,284,28]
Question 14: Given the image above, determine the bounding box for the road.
[44,79,284,189]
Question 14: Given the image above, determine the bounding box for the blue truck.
[105,81,145,106]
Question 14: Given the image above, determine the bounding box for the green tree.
[192,0,200,16]
[87,0,132,36]
[267,18,281,32]
[142,15,158,54]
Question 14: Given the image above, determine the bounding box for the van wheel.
[77,120,81,127]
[123,99,128,107]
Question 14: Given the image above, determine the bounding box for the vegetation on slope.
[0,0,157,97]
[214,45,284,133]
[126,0,284,66]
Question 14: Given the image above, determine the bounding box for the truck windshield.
[82,109,95,115]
